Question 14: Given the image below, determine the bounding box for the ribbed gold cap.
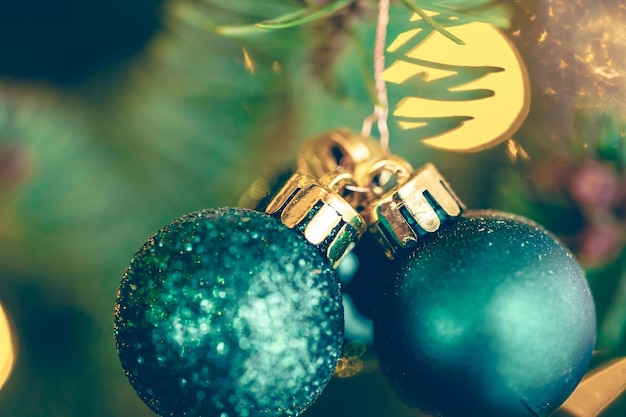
[356,157,464,259]
[265,171,366,267]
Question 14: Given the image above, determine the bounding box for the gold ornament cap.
[297,128,382,178]
[357,156,464,259]
[264,171,366,267]
[239,129,380,211]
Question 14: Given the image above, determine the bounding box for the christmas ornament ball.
[374,210,596,417]
[114,208,344,417]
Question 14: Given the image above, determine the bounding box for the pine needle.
[398,0,465,45]
[214,0,352,35]
[256,0,352,29]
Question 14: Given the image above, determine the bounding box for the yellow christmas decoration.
[384,13,530,152]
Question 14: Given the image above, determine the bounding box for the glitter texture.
[375,210,596,417]
[114,208,344,417]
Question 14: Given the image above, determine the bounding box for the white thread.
[361,0,391,156]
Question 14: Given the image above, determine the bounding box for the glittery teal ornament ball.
[374,210,596,417]
[114,207,344,417]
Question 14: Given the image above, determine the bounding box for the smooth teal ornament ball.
[374,210,596,417]
[114,208,344,417]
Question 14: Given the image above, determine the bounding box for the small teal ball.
[114,208,344,417]
[374,210,596,417]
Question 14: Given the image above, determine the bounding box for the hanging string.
[361,0,391,156]
[346,0,392,196]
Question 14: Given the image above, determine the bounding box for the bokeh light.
[0,303,16,391]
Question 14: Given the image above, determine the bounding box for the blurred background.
[0,0,625,416]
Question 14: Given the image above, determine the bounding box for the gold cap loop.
[265,172,366,267]
[357,159,465,259]
[354,155,414,202]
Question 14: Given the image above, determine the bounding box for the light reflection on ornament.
[0,303,16,391]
